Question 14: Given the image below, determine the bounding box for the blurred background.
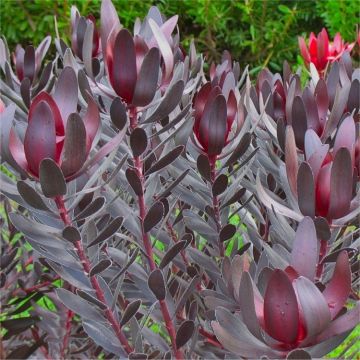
[1,0,359,73]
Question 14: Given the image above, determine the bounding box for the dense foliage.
[0,0,359,359]
[1,0,359,72]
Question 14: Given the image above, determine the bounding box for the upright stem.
[315,238,328,280]
[209,155,224,257]
[129,108,184,360]
[54,196,133,355]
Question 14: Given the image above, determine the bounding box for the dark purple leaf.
[61,113,87,177]
[130,127,148,157]
[87,216,123,247]
[197,154,211,181]
[143,201,164,233]
[224,132,251,167]
[90,259,112,276]
[112,29,137,103]
[110,97,128,130]
[291,96,307,150]
[76,289,107,310]
[121,299,142,326]
[212,174,228,196]
[176,320,195,348]
[219,224,236,242]
[159,240,187,269]
[285,125,298,196]
[293,276,331,338]
[74,196,105,221]
[290,217,318,281]
[25,101,56,176]
[148,269,166,300]
[264,269,299,343]
[322,251,351,319]
[328,148,352,220]
[39,158,66,198]
[17,181,49,211]
[132,48,160,106]
[147,145,184,174]
[62,226,80,243]
[143,80,184,124]
[53,67,78,126]
[126,168,143,196]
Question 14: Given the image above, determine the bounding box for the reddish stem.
[315,238,328,280]
[209,155,224,257]
[60,309,74,359]
[54,196,133,354]
[129,108,184,360]
[31,327,50,360]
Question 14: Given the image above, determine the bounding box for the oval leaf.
[130,128,148,157]
[176,320,195,349]
[143,201,164,233]
[147,145,184,174]
[121,299,142,326]
[39,158,66,198]
[148,269,166,301]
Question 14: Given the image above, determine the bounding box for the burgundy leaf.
[61,113,87,177]
[23,46,35,83]
[322,251,351,319]
[39,159,66,198]
[112,29,137,103]
[290,217,318,281]
[212,174,228,196]
[24,101,56,176]
[126,168,143,196]
[176,320,195,348]
[219,224,236,243]
[239,272,262,340]
[143,201,164,233]
[148,269,166,300]
[297,162,315,218]
[132,48,160,106]
[121,299,142,326]
[291,96,307,150]
[110,97,128,130]
[264,269,299,343]
[198,94,227,155]
[130,128,148,157]
[147,145,184,174]
[293,276,331,339]
[328,148,352,220]
[285,125,298,196]
[53,67,78,127]
[100,0,120,56]
[315,303,360,343]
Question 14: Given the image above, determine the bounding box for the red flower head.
[71,6,100,60]
[101,0,179,106]
[192,66,239,158]
[299,29,354,75]
[9,67,100,181]
[13,36,51,84]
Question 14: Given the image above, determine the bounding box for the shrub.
[0,0,359,359]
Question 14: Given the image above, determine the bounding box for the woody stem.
[129,107,184,360]
[54,196,133,355]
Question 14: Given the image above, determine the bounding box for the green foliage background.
[0,0,359,72]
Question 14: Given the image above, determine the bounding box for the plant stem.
[315,238,328,280]
[60,309,74,359]
[54,196,133,355]
[129,108,184,360]
[209,155,224,257]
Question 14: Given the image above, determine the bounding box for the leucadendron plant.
[0,0,358,359]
